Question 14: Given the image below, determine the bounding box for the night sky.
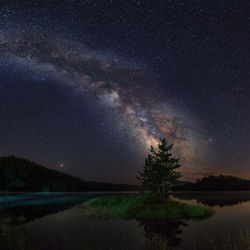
[0,0,249,184]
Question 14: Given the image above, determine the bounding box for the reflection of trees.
[1,203,79,223]
[173,192,250,207]
[197,198,246,207]
[139,219,187,250]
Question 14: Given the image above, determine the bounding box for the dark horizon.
[3,155,250,189]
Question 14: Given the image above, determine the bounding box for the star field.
[0,0,249,183]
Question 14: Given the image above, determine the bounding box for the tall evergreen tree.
[137,138,181,201]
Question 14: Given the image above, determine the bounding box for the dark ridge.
[0,156,139,192]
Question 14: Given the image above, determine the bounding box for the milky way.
[0,1,249,183]
[0,27,207,180]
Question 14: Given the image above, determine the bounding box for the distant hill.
[174,175,250,191]
[0,156,139,192]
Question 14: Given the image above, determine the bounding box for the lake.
[1,191,250,249]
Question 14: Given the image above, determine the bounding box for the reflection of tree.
[198,198,245,207]
[139,219,187,250]
[173,192,250,207]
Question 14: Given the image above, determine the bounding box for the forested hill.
[0,156,138,192]
[174,175,250,191]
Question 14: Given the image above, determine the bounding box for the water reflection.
[173,191,250,207]
[1,202,82,223]
[3,192,250,249]
[0,192,124,222]
[139,219,187,249]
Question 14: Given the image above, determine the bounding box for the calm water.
[1,191,250,249]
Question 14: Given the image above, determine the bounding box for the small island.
[85,194,213,220]
[84,138,213,220]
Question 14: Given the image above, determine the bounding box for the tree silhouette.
[0,156,138,192]
[137,138,181,201]
[174,175,250,192]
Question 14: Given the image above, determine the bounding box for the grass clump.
[86,194,213,220]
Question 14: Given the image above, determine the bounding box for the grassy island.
[85,194,213,220]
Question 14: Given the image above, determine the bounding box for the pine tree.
[137,138,181,201]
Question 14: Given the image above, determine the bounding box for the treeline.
[0,156,138,192]
[174,175,250,191]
